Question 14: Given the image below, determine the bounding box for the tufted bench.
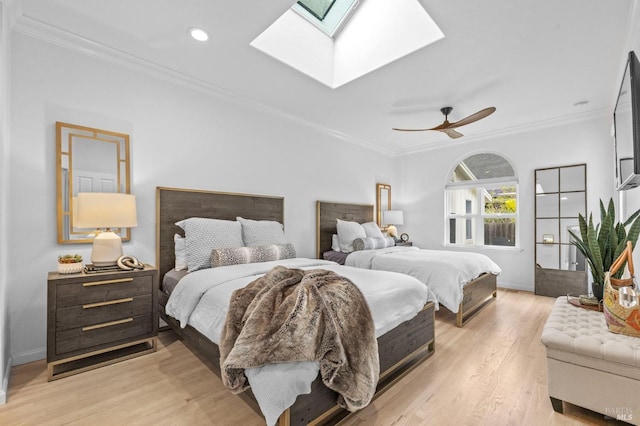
[541,297,640,424]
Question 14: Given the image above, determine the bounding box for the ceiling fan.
[392,106,496,139]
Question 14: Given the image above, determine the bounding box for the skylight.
[293,0,359,38]
[251,0,444,88]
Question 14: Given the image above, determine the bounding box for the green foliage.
[568,198,640,285]
[57,254,83,264]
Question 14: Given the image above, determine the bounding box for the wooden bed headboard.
[156,187,284,279]
[316,201,374,258]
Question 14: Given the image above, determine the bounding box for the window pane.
[449,153,515,183]
[484,218,516,246]
[297,0,336,20]
[451,216,476,245]
[446,189,478,214]
[484,186,517,214]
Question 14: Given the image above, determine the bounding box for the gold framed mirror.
[56,122,131,244]
[376,183,391,228]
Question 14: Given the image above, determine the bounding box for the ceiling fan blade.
[441,128,464,139]
[446,107,496,129]
[392,127,433,132]
[393,119,452,132]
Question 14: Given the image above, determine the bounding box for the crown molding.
[393,107,612,157]
[12,15,395,157]
[1,0,21,27]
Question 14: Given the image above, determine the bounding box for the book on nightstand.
[83,264,123,274]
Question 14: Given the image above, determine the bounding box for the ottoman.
[541,297,640,424]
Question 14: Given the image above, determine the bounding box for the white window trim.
[445,181,520,250]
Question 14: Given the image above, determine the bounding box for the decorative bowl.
[57,262,84,274]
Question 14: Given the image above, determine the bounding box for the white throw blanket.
[166,258,434,425]
[346,247,501,313]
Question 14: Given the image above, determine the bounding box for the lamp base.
[91,231,123,266]
[387,225,398,239]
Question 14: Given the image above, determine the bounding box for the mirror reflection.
[57,122,131,244]
[376,183,391,228]
[534,164,586,272]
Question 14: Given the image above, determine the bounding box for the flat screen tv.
[614,51,640,190]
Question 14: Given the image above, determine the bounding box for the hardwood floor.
[0,290,628,425]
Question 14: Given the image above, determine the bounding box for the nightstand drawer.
[56,313,153,355]
[56,275,153,308]
[56,294,152,331]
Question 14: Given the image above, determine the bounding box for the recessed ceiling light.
[189,27,210,42]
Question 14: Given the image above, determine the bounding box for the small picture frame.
[543,234,554,244]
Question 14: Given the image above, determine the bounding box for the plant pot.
[57,262,83,274]
[592,283,604,301]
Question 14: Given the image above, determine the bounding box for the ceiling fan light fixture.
[189,27,210,42]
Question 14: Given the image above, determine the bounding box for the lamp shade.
[382,210,404,226]
[75,192,137,229]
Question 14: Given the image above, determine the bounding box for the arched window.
[445,153,518,247]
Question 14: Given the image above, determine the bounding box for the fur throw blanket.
[220,266,379,412]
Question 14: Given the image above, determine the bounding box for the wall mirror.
[56,122,131,244]
[376,183,391,228]
[534,163,587,297]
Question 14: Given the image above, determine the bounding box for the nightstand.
[395,241,413,247]
[47,265,158,380]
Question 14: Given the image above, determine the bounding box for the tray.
[567,295,603,312]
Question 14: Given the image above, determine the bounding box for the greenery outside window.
[446,153,518,248]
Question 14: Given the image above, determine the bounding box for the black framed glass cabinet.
[534,164,587,297]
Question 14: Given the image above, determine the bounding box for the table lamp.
[75,192,137,266]
[383,210,404,239]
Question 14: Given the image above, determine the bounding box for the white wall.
[0,0,12,405]
[8,33,394,364]
[394,116,615,291]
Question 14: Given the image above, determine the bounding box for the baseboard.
[498,283,533,293]
[12,348,45,366]
[0,355,11,405]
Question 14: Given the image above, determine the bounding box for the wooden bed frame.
[156,187,436,426]
[316,200,497,328]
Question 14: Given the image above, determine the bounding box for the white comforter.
[165,257,434,425]
[346,246,501,313]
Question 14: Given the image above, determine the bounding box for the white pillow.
[176,218,243,272]
[361,221,384,239]
[237,217,287,246]
[331,234,341,252]
[336,219,367,253]
[174,234,187,271]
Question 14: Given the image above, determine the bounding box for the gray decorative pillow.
[211,243,297,267]
[237,217,287,246]
[174,234,187,271]
[176,218,243,272]
[361,221,384,239]
[353,236,396,251]
[336,219,367,253]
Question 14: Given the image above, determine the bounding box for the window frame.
[445,165,519,250]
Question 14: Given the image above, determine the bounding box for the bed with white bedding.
[156,187,437,426]
[317,200,502,327]
[165,258,434,425]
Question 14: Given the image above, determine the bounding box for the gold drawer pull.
[82,318,133,331]
[83,278,133,287]
[82,298,133,309]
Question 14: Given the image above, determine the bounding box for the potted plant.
[568,198,640,300]
[57,254,84,274]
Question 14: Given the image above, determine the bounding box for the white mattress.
[165,257,435,425]
[345,246,501,313]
